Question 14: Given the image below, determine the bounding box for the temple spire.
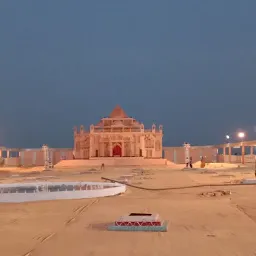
[109,105,129,118]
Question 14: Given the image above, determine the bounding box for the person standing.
[200,156,206,168]
[189,157,193,168]
[185,157,189,168]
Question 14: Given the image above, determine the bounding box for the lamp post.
[238,132,245,164]
[225,135,231,163]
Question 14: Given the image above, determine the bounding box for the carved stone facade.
[73,105,163,159]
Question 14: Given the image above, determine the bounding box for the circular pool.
[0,181,126,203]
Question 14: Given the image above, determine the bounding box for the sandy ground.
[0,165,256,256]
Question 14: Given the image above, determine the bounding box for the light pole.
[225,135,231,163]
[238,132,245,164]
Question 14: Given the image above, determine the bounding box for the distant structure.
[42,144,53,170]
[2,105,256,167]
[73,105,163,159]
[183,143,190,161]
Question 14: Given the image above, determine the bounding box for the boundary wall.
[163,146,217,164]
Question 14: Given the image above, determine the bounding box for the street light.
[225,135,231,163]
[238,132,245,139]
[225,135,230,145]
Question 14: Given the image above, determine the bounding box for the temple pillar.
[241,143,245,164]
[122,142,125,157]
[100,142,104,157]
[133,136,137,156]
[89,136,93,158]
[140,135,145,157]
[134,141,137,156]
[0,150,2,158]
[228,145,231,163]
[109,141,112,157]
[250,146,254,155]
[130,141,133,157]
[7,150,10,158]
[223,146,226,162]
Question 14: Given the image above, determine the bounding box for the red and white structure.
[108,213,168,232]
[183,142,191,163]
[115,213,161,226]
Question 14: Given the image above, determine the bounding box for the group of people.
[185,157,193,168]
[185,156,206,169]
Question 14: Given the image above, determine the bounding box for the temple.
[73,105,163,159]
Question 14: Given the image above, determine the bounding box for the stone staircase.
[55,157,175,168]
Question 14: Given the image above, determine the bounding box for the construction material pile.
[200,190,231,197]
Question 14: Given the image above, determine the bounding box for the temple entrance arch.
[113,143,122,157]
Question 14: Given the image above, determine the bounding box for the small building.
[73,105,163,159]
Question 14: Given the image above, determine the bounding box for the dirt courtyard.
[0,166,256,256]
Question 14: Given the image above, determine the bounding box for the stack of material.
[108,213,168,232]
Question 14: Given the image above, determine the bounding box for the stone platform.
[55,157,174,168]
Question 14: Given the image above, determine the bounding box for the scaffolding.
[42,144,53,171]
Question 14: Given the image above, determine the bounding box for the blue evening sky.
[0,1,255,148]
